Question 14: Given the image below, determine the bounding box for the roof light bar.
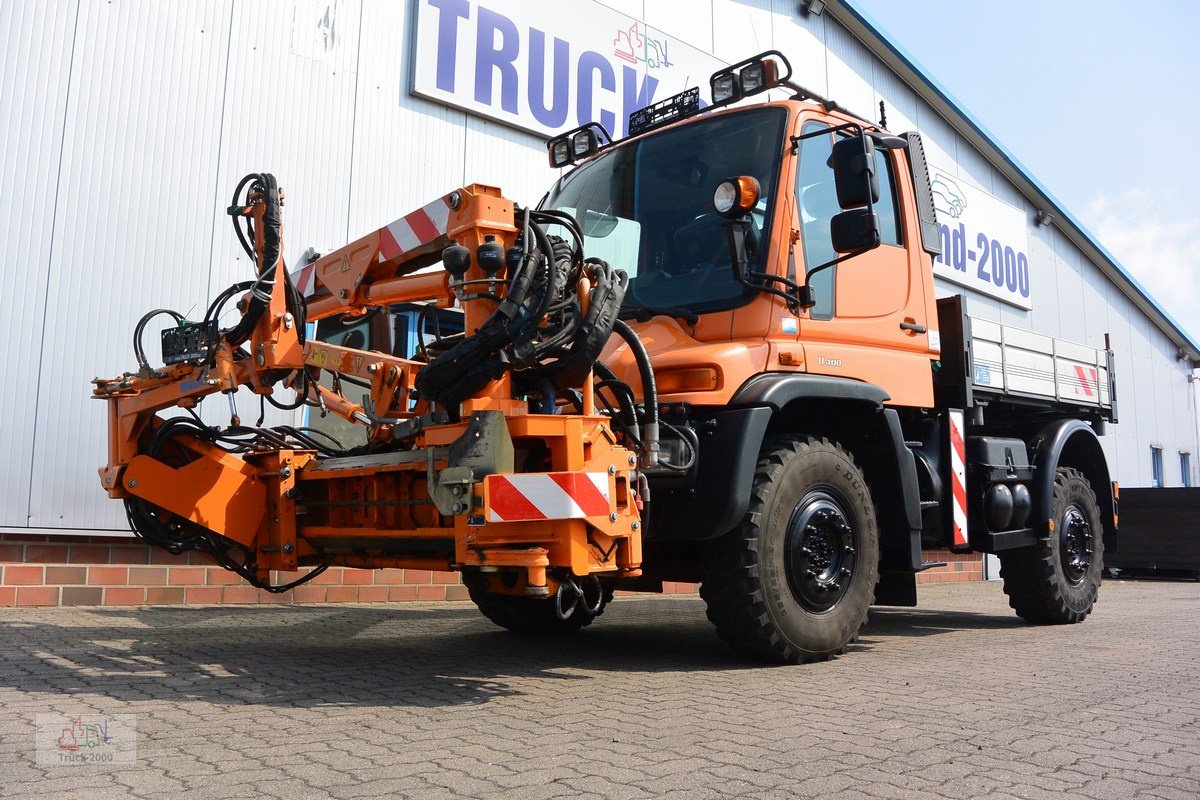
[546,122,613,169]
[708,50,792,109]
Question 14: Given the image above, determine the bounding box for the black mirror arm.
[725,220,802,313]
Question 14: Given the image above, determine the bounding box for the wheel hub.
[784,493,856,612]
[1059,504,1094,585]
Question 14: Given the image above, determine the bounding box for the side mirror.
[830,134,879,209]
[831,208,881,253]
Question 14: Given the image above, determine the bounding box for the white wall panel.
[869,59,919,136]
[1024,225,1060,337]
[823,21,876,125]
[1079,259,1110,349]
[596,0,645,20]
[768,0,827,97]
[463,115,556,208]
[1053,250,1087,344]
[643,0,713,53]
[711,0,773,63]
[951,136,995,195]
[28,1,234,529]
[914,104,957,174]
[0,0,78,526]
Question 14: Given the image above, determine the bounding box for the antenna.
[878,100,888,129]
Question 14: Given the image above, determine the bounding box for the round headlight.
[713,176,761,218]
[713,181,739,216]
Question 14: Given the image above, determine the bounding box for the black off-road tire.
[463,574,613,635]
[1000,467,1103,624]
[700,436,880,664]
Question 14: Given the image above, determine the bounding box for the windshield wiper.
[619,306,699,326]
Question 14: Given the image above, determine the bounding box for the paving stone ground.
[1,580,1198,799]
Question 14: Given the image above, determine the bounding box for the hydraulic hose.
[226,173,283,346]
[133,308,185,371]
[611,318,659,468]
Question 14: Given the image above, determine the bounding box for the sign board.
[411,0,725,139]
[929,166,1033,310]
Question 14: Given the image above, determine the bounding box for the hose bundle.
[414,209,628,410]
[222,173,307,348]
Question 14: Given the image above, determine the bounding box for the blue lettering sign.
[577,50,616,134]
[475,6,520,113]
[428,0,469,93]
[529,29,570,128]
[417,0,689,139]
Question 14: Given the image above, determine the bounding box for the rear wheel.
[700,436,879,664]
[463,573,613,635]
[1000,467,1103,624]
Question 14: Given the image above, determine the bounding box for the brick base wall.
[0,533,981,607]
[917,548,986,583]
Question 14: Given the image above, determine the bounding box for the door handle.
[899,320,927,334]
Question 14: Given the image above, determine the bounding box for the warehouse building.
[2,0,1197,606]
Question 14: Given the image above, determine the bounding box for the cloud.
[1081,188,1200,344]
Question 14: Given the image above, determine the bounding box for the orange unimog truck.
[95,52,1116,664]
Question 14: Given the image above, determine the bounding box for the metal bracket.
[427,410,514,515]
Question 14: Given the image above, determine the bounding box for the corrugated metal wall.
[2,0,1195,534]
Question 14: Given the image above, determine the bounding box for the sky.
[852,0,1200,345]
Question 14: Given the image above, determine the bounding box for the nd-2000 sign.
[928,168,1033,310]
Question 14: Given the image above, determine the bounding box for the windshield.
[544,107,788,314]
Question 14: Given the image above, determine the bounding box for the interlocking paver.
[1,580,1198,799]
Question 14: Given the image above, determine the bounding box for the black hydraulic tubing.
[527,219,559,325]
[133,308,185,371]
[611,318,659,467]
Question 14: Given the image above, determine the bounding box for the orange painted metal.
[95,183,642,593]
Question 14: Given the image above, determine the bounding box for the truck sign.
[411,0,723,139]
[930,167,1034,310]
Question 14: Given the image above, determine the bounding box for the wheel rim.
[1059,504,1094,585]
[784,491,856,613]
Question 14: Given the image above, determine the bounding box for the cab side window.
[796,124,838,318]
[796,124,902,317]
[874,148,902,247]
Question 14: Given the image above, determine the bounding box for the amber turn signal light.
[656,367,720,394]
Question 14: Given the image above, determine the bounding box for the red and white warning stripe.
[486,472,612,522]
[1073,365,1098,398]
[292,261,317,297]
[948,409,969,548]
[378,195,454,262]
[289,246,321,298]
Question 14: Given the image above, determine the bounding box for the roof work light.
[709,50,792,109]
[546,123,613,169]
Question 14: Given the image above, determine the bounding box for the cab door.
[792,118,934,408]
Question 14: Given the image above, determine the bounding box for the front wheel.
[1000,467,1103,624]
[700,436,879,664]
